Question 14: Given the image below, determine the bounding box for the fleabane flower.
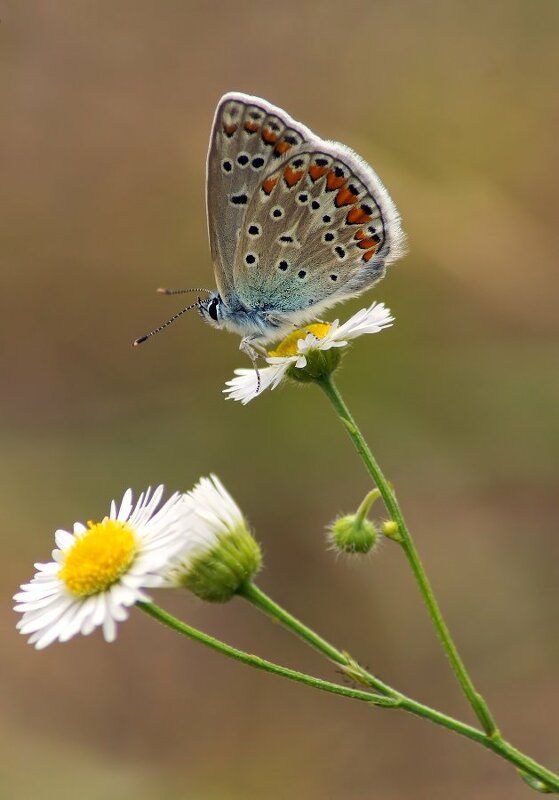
[14,486,189,649]
[224,302,394,404]
[166,475,262,603]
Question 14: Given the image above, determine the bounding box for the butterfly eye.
[277,259,289,272]
[248,223,261,237]
[334,246,346,259]
[251,156,265,170]
[270,206,284,220]
[245,252,258,266]
[322,214,331,224]
[323,231,336,243]
[236,152,250,167]
[296,192,309,206]
[311,200,320,210]
[221,159,233,174]
[330,274,338,282]
[208,297,220,321]
[297,270,307,280]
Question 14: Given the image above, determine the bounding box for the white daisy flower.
[224,302,394,404]
[14,486,190,649]
[166,474,261,602]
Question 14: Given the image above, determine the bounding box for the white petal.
[117,488,133,522]
[223,363,289,404]
[330,302,394,342]
[54,530,74,550]
[102,614,117,643]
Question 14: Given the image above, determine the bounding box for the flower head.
[224,302,394,404]
[328,514,379,555]
[166,475,262,602]
[14,486,189,649]
[328,489,382,555]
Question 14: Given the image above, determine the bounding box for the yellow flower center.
[268,323,331,358]
[59,518,138,597]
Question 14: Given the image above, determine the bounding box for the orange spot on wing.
[244,120,259,133]
[362,248,377,262]
[262,128,279,144]
[283,166,304,187]
[326,170,346,191]
[223,123,237,136]
[346,207,373,225]
[274,140,291,156]
[357,237,377,250]
[262,176,279,195]
[308,164,328,181]
[334,187,358,207]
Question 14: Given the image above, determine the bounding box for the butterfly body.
[198,291,286,341]
[198,288,354,345]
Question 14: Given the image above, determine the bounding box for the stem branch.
[318,374,499,737]
[239,583,559,792]
[138,601,381,705]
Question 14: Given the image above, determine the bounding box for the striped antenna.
[133,301,199,346]
[157,287,212,296]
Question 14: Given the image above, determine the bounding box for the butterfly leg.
[239,336,266,393]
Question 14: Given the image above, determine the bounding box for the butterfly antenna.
[133,301,199,346]
[157,287,212,296]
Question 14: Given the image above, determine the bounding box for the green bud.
[381,520,401,541]
[329,513,379,554]
[167,475,262,603]
[287,347,342,383]
[328,488,383,555]
[179,525,262,603]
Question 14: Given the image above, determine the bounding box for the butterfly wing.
[206,92,312,302]
[232,140,405,320]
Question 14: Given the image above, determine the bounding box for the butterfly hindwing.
[206,92,312,301]
[232,141,405,317]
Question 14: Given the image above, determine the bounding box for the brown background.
[1,2,558,798]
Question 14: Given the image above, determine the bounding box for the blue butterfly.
[134,92,405,368]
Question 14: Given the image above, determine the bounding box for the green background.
[1,2,558,798]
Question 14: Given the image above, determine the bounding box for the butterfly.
[134,91,405,370]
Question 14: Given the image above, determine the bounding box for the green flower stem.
[317,373,499,736]
[355,488,382,525]
[138,601,387,706]
[239,583,559,792]
[238,581,356,669]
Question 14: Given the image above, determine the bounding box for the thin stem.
[138,601,384,705]
[238,582,353,668]
[318,376,501,735]
[239,583,559,792]
[355,488,382,525]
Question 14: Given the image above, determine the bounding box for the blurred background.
[1,2,558,798]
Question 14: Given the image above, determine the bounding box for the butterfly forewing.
[206,92,311,301]
[232,141,404,316]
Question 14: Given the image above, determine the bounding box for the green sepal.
[180,527,262,603]
[286,348,342,384]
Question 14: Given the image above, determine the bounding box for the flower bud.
[167,476,262,602]
[328,488,382,555]
[381,520,400,541]
[329,513,379,554]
